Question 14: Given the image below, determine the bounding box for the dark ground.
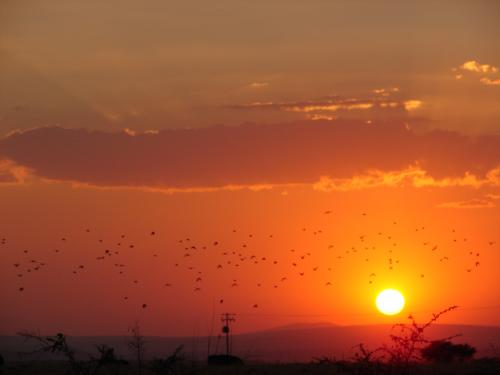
[1,359,500,375]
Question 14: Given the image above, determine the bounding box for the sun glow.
[376,289,405,315]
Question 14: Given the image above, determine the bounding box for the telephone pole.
[221,313,236,356]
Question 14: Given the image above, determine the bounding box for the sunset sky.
[1,0,499,337]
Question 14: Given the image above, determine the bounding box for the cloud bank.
[0,121,499,190]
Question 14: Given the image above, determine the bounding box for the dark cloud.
[0,120,499,189]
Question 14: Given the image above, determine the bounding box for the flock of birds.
[4,210,497,312]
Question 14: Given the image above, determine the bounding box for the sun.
[376,289,405,315]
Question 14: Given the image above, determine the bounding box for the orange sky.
[0,0,499,336]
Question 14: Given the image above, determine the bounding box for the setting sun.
[376,289,405,316]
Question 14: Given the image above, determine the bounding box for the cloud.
[0,121,499,190]
[373,87,399,97]
[437,198,496,209]
[479,77,500,86]
[248,82,269,89]
[306,114,337,121]
[454,60,500,86]
[0,159,32,184]
[67,181,278,195]
[459,60,498,74]
[230,96,422,118]
[313,166,500,192]
[122,128,160,136]
[403,100,423,111]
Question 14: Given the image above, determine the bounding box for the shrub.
[421,340,476,363]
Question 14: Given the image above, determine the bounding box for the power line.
[221,313,236,356]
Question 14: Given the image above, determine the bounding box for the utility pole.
[221,313,236,356]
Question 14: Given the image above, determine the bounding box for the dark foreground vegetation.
[1,307,499,375]
[2,358,500,375]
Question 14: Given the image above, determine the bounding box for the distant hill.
[1,324,499,363]
[257,321,338,332]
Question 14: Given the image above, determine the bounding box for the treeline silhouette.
[1,307,499,375]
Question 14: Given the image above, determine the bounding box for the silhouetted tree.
[127,321,146,375]
[351,305,461,374]
[151,345,184,375]
[421,340,476,362]
[19,332,76,362]
[18,331,126,375]
[352,343,384,375]
[353,343,382,364]
[94,344,128,366]
[380,305,459,366]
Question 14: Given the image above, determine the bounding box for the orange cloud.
[56,165,500,195]
[122,128,160,136]
[248,82,269,89]
[313,166,500,192]
[437,198,495,209]
[0,159,32,184]
[479,77,500,86]
[68,181,279,195]
[1,122,499,190]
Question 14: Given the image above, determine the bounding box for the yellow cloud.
[5,161,500,196]
[403,100,423,111]
[287,103,374,113]
[373,87,399,96]
[460,60,498,73]
[287,104,340,113]
[380,102,399,108]
[306,114,337,121]
[313,166,500,192]
[479,77,500,86]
